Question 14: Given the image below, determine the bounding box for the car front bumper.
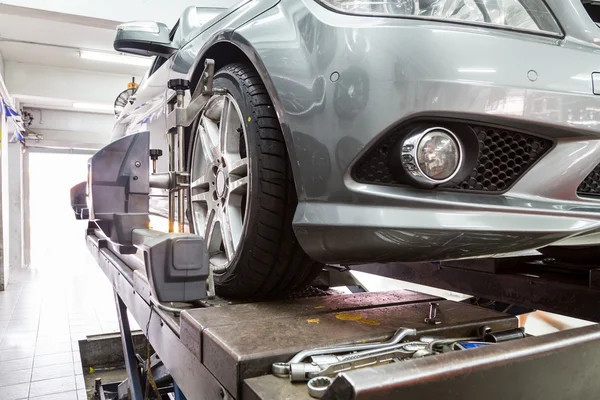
[237,0,600,263]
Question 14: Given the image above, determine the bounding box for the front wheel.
[188,63,323,298]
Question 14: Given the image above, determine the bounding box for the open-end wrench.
[272,327,417,377]
[289,342,427,382]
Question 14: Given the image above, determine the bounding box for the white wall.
[2,115,23,273]
[5,61,137,105]
[0,0,239,26]
[25,109,114,137]
[0,51,4,78]
[24,108,114,149]
[4,61,131,150]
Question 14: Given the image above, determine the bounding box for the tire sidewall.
[188,70,261,287]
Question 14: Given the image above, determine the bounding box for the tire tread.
[207,63,322,298]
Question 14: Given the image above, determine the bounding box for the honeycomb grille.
[353,125,553,193]
[577,164,600,197]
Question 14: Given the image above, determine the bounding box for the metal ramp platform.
[86,228,600,400]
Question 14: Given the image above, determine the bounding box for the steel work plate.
[182,291,516,397]
[243,375,307,400]
[180,290,442,362]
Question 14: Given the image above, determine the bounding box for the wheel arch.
[187,37,305,198]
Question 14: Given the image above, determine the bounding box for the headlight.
[399,127,463,186]
[318,0,562,36]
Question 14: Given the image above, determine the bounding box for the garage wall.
[0,0,239,26]
[4,62,136,150]
[0,51,4,78]
[24,109,114,150]
[5,62,137,105]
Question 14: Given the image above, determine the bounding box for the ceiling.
[0,4,149,76]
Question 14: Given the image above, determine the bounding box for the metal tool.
[272,327,417,377]
[307,376,333,399]
[425,302,441,325]
[149,149,162,174]
[426,336,482,352]
[166,79,189,233]
[160,60,226,235]
[484,327,526,343]
[290,342,427,382]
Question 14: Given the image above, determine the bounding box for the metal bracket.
[149,171,190,191]
[161,58,224,234]
[166,59,225,131]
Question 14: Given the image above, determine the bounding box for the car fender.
[169,0,315,198]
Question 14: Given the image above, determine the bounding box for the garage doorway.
[29,151,91,270]
[25,150,123,335]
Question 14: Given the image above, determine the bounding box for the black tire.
[188,63,323,298]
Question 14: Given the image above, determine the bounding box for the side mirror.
[114,21,176,58]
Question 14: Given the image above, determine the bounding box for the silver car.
[109,0,600,297]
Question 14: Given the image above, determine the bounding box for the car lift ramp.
[86,228,600,400]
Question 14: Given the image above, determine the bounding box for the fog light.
[400,127,462,187]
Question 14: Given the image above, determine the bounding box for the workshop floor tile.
[28,376,76,398]
[36,335,72,346]
[0,357,34,372]
[6,318,38,328]
[0,369,33,387]
[3,327,37,336]
[33,352,74,368]
[75,375,85,391]
[32,363,74,382]
[0,348,35,362]
[0,251,116,396]
[1,332,38,344]
[34,341,72,356]
[0,340,37,352]
[0,314,13,322]
[30,391,78,400]
[74,361,83,376]
[0,382,29,400]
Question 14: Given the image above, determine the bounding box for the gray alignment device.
[88,131,209,302]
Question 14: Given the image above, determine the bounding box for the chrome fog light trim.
[401,127,463,187]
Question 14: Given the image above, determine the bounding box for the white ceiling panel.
[0,41,149,76]
[0,4,150,77]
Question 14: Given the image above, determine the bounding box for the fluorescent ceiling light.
[79,50,152,67]
[73,102,114,112]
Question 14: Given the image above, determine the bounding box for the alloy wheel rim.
[190,93,249,274]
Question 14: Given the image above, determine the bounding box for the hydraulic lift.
[86,223,600,400]
[79,59,600,400]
